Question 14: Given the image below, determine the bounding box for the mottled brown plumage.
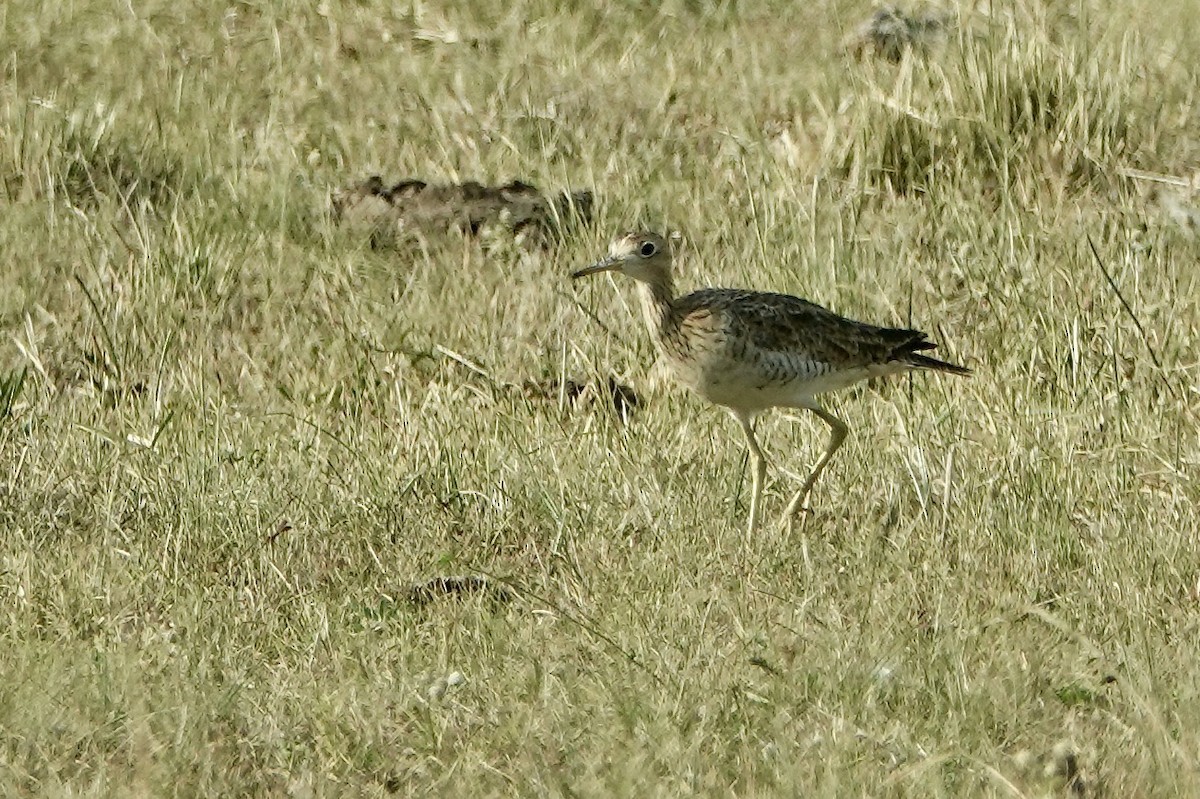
[572,231,969,537]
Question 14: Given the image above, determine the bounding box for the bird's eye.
[639,241,657,257]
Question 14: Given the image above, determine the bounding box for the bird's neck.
[636,278,676,340]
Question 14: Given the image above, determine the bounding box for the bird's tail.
[906,352,972,376]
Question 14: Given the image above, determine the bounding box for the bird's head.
[571,231,673,287]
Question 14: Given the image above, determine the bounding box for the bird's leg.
[782,403,849,529]
[733,411,768,543]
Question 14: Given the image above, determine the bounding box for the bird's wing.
[678,288,931,369]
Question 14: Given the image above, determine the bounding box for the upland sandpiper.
[572,231,969,538]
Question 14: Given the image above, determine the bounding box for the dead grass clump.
[844,110,940,195]
[1,106,188,208]
[6,108,191,208]
[839,20,1140,194]
[844,6,953,63]
[975,41,1134,185]
[0,368,26,422]
[60,131,183,208]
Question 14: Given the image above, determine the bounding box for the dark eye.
[639,241,657,257]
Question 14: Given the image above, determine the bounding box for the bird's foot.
[779,504,815,536]
[780,484,816,533]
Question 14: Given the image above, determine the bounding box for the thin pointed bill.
[571,255,622,280]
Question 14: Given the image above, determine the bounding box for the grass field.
[2,0,1199,795]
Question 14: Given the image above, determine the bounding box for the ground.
[2,1,1199,796]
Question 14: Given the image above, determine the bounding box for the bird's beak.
[571,255,622,280]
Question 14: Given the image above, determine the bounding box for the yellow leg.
[733,411,768,543]
[782,402,849,530]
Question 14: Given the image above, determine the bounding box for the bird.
[571,231,970,539]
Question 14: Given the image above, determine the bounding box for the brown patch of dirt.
[331,176,593,246]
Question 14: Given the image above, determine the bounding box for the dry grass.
[2,0,1199,795]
